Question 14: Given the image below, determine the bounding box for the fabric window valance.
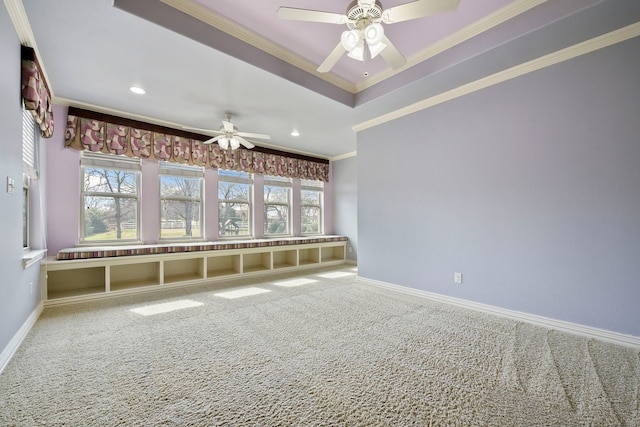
[21,46,54,138]
[65,108,329,182]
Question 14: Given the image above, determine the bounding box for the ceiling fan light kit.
[278,0,461,73]
[183,113,270,151]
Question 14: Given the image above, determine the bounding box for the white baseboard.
[0,302,44,375]
[357,276,640,349]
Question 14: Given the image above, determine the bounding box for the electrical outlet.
[454,273,463,284]
[29,282,33,295]
[348,246,353,253]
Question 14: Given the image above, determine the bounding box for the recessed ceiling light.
[291,129,300,137]
[129,86,146,95]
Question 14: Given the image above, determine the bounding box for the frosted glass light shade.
[340,29,361,52]
[368,41,386,58]
[218,137,229,150]
[364,23,384,46]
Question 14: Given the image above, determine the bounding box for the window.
[80,152,141,243]
[218,170,252,238]
[264,176,291,236]
[22,107,38,249]
[301,179,323,235]
[159,163,204,240]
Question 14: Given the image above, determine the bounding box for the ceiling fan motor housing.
[346,0,383,30]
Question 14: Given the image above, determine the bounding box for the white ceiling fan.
[184,113,270,150]
[278,0,460,73]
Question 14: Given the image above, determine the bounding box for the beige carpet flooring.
[0,266,638,426]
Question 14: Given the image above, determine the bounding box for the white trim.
[159,0,356,93]
[356,0,548,92]
[330,151,357,162]
[0,302,44,375]
[357,276,640,349]
[22,249,47,269]
[4,0,53,96]
[160,0,547,94]
[353,22,640,132]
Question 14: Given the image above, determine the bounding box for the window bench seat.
[55,236,348,260]
[43,236,348,305]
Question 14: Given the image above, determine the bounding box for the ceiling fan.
[278,0,460,73]
[184,113,270,150]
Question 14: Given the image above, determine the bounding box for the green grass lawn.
[85,228,201,241]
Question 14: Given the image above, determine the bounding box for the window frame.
[300,179,324,236]
[263,175,292,237]
[158,163,205,241]
[79,152,142,244]
[218,169,253,239]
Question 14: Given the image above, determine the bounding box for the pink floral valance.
[65,111,329,181]
[21,46,54,138]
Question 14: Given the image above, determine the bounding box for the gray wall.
[0,6,45,357]
[332,156,357,261]
[357,37,640,337]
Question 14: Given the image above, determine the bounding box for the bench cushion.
[56,236,348,260]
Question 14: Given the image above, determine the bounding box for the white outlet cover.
[454,273,463,284]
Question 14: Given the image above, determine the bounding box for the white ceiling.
[15,0,606,159]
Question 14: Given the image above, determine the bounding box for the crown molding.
[4,0,35,45]
[5,0,55,97]
[356,0,548,92]
[159,0,357,94]
[353,21,640,133]
[330,151,357,162]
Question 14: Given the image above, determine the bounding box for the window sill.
[23,249,47,269]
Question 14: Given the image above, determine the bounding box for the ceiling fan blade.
[379,35,407,69]
[236,131,270,140]
[382,0,461,24]
[277,7,348,24]
[317,42,348,73]
[202,135,223,144]
[235,136,255,149]
[182,126,224,135]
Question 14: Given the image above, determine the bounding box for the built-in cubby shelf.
[164,258,204,284]
[110,261,160,292]
[206,254,241,278]
[298,248,320,266]
[42,240,348,305]
[243,252,271,273]
[46,266,106,300]
[272,249,297,269]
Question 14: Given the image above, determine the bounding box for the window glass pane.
[265,205,289,235]
[301,206,320,234]
[161,200,201,238]
[83,196,138,241]
[301,190,320,205]
[83,168,137,194]
[23,187,29,248]
[160,176,201,198]
[264,185,289,203]
[219,202,250,236]
[218,181,249,202]
[159,175,203,239]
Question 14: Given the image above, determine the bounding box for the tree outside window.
[301,180,323,235]
[160,167,203,240]
[264,176,291,236]
[81,157,140,242]
[218,170,252,237]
